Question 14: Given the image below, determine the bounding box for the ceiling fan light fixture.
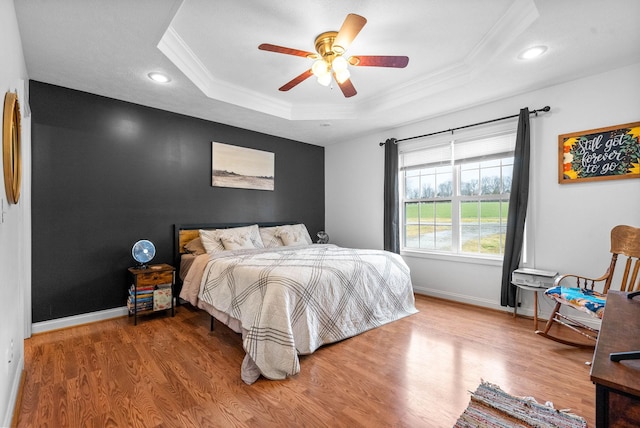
[259,13,407,97]
[332,55,348,72]
[312,59,330,77]
[317,73,332,86]
[335,68,350,84]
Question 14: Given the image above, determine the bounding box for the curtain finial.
[380,138,397,147]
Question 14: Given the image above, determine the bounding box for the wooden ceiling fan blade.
[336,76,357,98]
[259,43,317,59]
[349,55,409,68]
[279,69,313,91]
[333,14,367,53]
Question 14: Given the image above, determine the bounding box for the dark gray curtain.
[383,138,399,253]
[501,108,530,307]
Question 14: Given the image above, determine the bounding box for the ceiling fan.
[258,13,409,98]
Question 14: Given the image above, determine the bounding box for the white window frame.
[398,122,528,265]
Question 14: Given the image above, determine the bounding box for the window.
[400,132,515,258]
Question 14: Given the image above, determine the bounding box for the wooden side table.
[127,263,175,325]
[512,283,546,331]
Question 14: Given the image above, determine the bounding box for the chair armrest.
[554,272,610,289]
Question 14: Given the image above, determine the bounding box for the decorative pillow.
[199,225,264,255]
[220,232,256,250]
[183,237,206,255]
[275,224,313,247]
[259,226,285,248]
[199,229,226,254]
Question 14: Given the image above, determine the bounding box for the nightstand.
[127,263,175,325]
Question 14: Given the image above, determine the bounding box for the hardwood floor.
[15,295,596,427]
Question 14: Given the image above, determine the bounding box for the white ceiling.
[14,0,640,146]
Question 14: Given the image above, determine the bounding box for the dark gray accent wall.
[30,81,325,323]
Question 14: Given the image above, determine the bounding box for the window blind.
[400,132,515,169]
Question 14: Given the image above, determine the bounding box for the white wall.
[0,0,30,425]
[326,63,640,321]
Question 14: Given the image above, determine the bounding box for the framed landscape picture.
[558,121,640,184]
[212,142,275,191]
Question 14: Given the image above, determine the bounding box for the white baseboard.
[413,285,508,313]
[413,285,601,330]
[31,306,128,334]
[3,355,23,428]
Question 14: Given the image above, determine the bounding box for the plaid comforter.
[195,244,417,383]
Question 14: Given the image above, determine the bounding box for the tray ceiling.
[15,0,640,145]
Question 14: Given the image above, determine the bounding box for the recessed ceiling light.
[518,46,547,60]
[147,72,171,83]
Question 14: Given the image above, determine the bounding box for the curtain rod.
[379,106,550,146]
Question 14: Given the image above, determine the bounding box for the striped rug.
[455,381,588,428]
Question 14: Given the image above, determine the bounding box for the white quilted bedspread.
[185,244,417,384]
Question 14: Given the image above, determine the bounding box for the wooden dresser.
[590,291,640,427]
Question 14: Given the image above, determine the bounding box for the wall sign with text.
[559,121,640,184]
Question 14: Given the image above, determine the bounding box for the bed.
[174,222,418,384]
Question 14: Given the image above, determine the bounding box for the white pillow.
[275,224,313,247]
[259,226,284,248]
[199,229,226,254]
[199,225,264,254]
[220,232,256,250]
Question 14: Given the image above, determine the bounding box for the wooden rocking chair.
[535,224,640,348]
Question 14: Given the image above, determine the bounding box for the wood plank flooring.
[15,295,596,427]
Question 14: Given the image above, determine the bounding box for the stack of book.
[127,285,154,313]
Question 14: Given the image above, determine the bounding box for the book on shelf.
[127,301,153,313]
[129,292,153,300]
[128,297,152,303]
[128,293,152,300]
[127,298,152,306]
[130,285,155,293]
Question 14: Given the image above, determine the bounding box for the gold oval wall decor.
[3,91,21,204]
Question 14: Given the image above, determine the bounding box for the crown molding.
[360,0,539,116]
[158,26,294,119]
[159,0,538,123]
